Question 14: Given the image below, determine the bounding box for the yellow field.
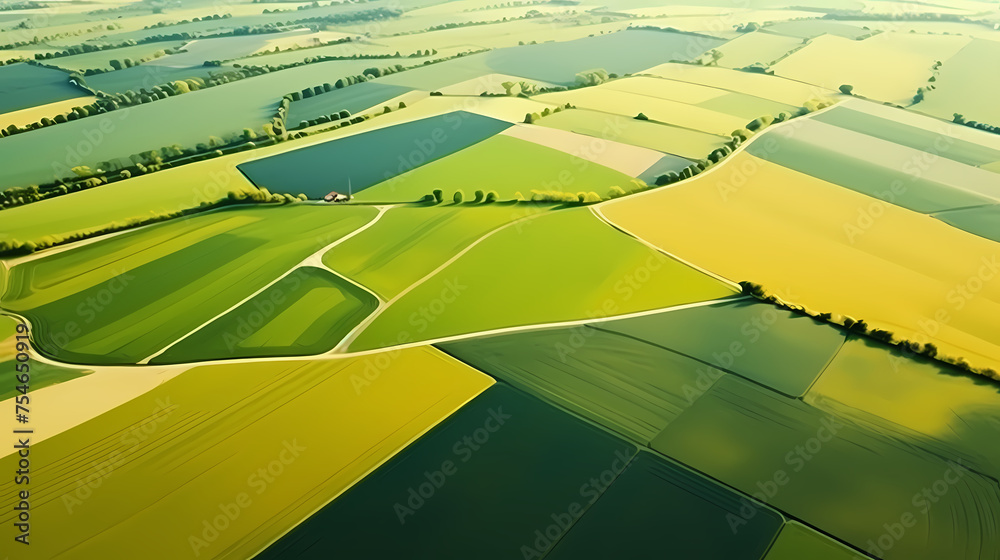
[0,96,97,128]
[599,75,728,104]
[0,347,492,559]
[771,32,970,104]
[639,62,831,106]
[534,87,746,136]
[601,151,1000,373]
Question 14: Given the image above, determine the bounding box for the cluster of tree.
[466,0,548,11]
[575,68,610,87]
[0,57,25,66]
[143,13,232,30]
[738,62,773,75]
[912,60,941,104]
[523,103,572,123]
[0,186,305,257]
[739,281,999,382]
[733,22,761,32]
[391,8,548,37]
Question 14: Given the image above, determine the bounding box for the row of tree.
[142,13,231,30]
[739,281,999,382]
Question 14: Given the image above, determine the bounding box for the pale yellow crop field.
[599,75,728,104]
[771,32,971,104]
[534,87,747,136]
[601,151,1000,374]
[713,30,805,69]
[639,62,832,106]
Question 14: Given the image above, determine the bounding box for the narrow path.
[329,207,550,352]
[139,205,391,364]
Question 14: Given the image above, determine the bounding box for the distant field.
[350,207,737,351]
[0,57,443,190]
[713,30,805,68]
[771,32,970,105]
[536,108,728,159]
[151,266,378,363]
[745,118,1000,212]
[916,39,1000,124]
[0,347,493,559]
[534,86,748,136]
[238,111,511,199]
[653,374,1000,560]
[0,63,86,114]
[149,31,315,66]
[286,81,412,126]
[323,205,532,300]
[50,42,185,72]
[763,19,870,39]
[255,383,638,559]
[639,62,830,106]
[2,205,378,364]
[814,100,1000,167]
[601,151,1000,374]
[354,134,640,202]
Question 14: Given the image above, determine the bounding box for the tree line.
[740,281,999,382]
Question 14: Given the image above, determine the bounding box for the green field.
[536,107,729,159]
[151,266,378,363]
[652,374,1000,560]
[2,205,377,364]
[546,450,783,559]
[765,522,869,560]
[50,42,186,72]
[596,299,846,397]
[323,205,532,299]
[933,205,1000,243]
[439,323,720,444]
[349,207,737,351]
[746,119,1000,213]
[254,383,638,559]
[813,103,1000,167]
[807,337,1000,480]
[354,134,640,202]
[0,315,92,400]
